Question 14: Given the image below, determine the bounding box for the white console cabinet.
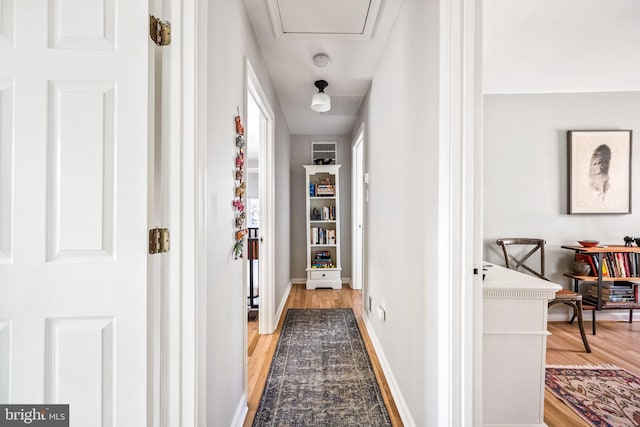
[483,263,560,427]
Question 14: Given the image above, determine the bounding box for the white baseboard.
[361,313,416,427]
[291,278,354,287]
[275,281,293,326]
[231,393,248,427]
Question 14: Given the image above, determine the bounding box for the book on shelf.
[601,256,609,277]
[311,250,334,268]
[609,253,617,276]
[586,291,634,302]
[574,252,640,278]
[600,281,637,289]
[309,184,335,197]
[583,296,638,308]
[311,261,333,268]
[316,184,335,196]
[584,282,638,304]
[588,287,634,296]
[616,253,627,277]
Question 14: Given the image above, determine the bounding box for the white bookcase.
[304,164,342,289]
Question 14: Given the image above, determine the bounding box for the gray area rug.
[252,308,392,426]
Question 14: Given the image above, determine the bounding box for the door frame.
[351,123,365,291]
[245,58,276,335]
[152,0,206,424]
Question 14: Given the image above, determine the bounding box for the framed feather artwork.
[568,130,632,214]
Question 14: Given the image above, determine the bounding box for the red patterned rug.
[546,365,640,427]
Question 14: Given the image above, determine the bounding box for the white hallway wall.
[483,92,640,319]
[352,0,445,424]
[289,135,352,282]
[206,0,291,423]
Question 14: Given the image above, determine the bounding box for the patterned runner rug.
[252,308,391,426]
[546,365,640,427]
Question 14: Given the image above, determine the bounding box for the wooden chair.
[496,238,591,353]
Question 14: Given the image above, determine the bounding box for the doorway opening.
[351,123,365,291]
[244,58,276,411]
[246,88,261,322]
[244,59,276,334]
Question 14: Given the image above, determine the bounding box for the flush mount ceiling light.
[312,53,330,68]
[311,80,331,113]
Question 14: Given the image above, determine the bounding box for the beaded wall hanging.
[233,111,247,259]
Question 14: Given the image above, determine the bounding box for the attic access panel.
[267,0,382,39]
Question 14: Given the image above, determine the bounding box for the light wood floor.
[247,290,639,426]
[545,319,640,426]
[244,283,403,427]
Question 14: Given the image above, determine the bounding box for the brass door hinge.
[149,15,171,46]
[149,227,170,254]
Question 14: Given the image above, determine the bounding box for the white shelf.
[304,164,342,290]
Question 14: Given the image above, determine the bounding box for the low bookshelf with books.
[304,164,342,290]
[562,244,640,333]
[311,250,334,269]
[584,281,638,306]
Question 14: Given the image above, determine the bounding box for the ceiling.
[483,0,640,94]
[242,0,404,136]
[243,0,640,136]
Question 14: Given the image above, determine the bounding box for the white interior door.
[0,2,149,426]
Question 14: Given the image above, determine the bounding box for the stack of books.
[310,183,335,197]
[311,251,333,268]
[584,281,638,306]
[316,184,335,196]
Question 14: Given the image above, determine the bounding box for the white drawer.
[309,270,340,280]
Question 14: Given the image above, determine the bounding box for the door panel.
[50,0,116,50]
[45,317,115,426]
[0,1,148,425]
[47,81,116,260]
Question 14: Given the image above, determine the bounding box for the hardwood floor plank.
[244,283,403,426]
[544,319,640,426]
